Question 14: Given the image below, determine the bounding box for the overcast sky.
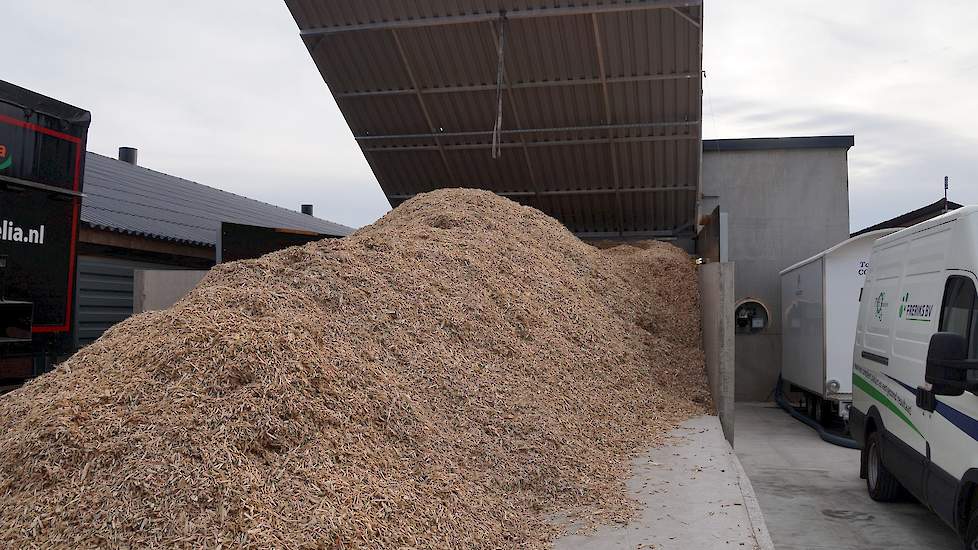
[3,1,976,230]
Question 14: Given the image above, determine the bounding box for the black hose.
[775,376,860,449]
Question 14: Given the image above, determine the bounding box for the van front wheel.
[865,431,902,502]
[965,506,978,550]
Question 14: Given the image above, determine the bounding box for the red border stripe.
[0,116,82,334]
[0,113,81,144]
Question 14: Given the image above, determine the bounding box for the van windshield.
[940,276,978,358]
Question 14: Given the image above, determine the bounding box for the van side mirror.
[925,332,977,396]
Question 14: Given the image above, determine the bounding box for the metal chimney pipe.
[118,147,138,165]
[301,204,314,216]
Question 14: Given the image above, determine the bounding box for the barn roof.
[851,198,964,237]
[81,152,353,247]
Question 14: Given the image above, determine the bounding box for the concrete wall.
[699,262,735,444]
[133,270,209,313]
[701,148,850,401]
[695,206,729,263]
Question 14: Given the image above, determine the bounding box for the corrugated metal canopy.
[287,0,703,238]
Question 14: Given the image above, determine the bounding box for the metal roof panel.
[81,153,353,247]
[288,0,703,237]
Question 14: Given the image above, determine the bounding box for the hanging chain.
[491,13,507,160]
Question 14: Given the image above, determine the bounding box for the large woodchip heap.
[0,189,710,549]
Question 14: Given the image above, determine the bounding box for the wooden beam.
[363,133,700,152]
[79,226,214,260]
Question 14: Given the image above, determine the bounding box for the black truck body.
[0,80,90,380]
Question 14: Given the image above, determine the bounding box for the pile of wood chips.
[0,189,710,549]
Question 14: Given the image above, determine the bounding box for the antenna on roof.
[945,176,949,213]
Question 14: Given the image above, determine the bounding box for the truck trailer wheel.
[805,394,828,426]
[865,431,902,502]
[805,394,818,419]
[813,397,826,425]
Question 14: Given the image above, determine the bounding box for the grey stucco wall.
[701,148,850,401]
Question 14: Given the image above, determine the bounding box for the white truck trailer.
[780,229,898,425]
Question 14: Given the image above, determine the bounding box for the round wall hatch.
[735,299,770,334]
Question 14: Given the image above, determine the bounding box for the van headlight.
[827,379,841,394]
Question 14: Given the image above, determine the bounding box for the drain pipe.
[775,377,860,449]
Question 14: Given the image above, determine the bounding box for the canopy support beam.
[592,13,625,237]
[300,1,703,36]
[388,186,696,200]
[390,29,457,186]
[334,72,698,99]
[671,7,702,29]
[355,120,700,141]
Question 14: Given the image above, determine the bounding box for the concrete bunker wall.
[699,262,735,443]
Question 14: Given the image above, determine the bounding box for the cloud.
[1,0,390,228]
[3,1,976,231]
[707,96,978,230]
[705,0,978,231]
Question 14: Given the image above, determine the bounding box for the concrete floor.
[555,415,773,549]
[735,402,962,550]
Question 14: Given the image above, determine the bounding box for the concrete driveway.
[556,415,773,549]
[736,402,962,550]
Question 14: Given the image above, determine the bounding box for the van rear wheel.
[964,507,978,550]
[965,507,978,550]
[865,431,902,502]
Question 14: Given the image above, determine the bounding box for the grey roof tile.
[81,152,354,247]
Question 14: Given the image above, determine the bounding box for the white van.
[853,205,978,546]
